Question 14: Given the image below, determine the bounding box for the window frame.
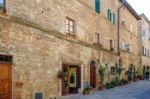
[66,17,75,34]
[110,39,114,50]
[143,46,146,56]
[94,32,100,44]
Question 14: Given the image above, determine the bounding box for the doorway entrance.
[61,64,81,96]
[0,55,12,99]
[90,61,96,88]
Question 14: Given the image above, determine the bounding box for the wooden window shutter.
[107,9,111,20]
[95,0,100,13]
[113,13,116,24]
[76,66,81,88]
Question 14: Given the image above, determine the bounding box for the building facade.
[0,0,141,99]
[139,14,150,79]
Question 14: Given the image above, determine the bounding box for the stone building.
[139,14,150,79]
[0,0,141,99]
[119,2,141,79]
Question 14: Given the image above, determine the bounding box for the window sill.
[66,33,76,39]
[120,48,133,54]
[93,43,103,48]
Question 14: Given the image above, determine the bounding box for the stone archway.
[128,64,136,81]
[90,61,96,88]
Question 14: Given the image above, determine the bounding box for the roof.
[140,14,150,25]
[121,1,141,20]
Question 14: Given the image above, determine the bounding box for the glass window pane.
[66,19,69,24]
[70,21,73,26]
[70,26,73,32]
[66,25,69,30]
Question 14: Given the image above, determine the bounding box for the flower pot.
[83,90,89,95]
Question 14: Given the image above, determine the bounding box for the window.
[142,30,145,39]
[110,39,114,50]
[66,17,75,34]
[113,13,116,24]
[94,33,100,44]
[0,55,12,63]
[0,0,5,13]
[143,46,146,56]
[147,50,150,58]
[121,42,125,49]
[130,25,133,32]
[107,9,115,24]
[111,67,116,74]
[95,0,101,13]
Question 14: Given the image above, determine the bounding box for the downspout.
[117,5,124,56]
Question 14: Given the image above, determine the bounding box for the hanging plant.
[57,70,67,79]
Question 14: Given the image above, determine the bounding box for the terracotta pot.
[83,91,89,95]
[99,86,104,91]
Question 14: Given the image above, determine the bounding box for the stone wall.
[0,0,141,98]
[0,15,119,99]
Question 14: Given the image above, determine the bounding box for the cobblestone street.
[63,81,150,99]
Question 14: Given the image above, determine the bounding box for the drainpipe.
[117,0,126,66]
[117,0,126,56]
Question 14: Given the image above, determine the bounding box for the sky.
[127,0,150,20]
[0,0,3,4]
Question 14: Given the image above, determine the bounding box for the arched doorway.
[128,64,135,81]
[90,61,96,88]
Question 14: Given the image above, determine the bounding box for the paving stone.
[63,81,150,99]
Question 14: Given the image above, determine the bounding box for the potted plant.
[110,48,114,51]
[105,82,112,89]
[83,87,92,95]
[57,70,67,79]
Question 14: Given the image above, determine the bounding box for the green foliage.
[105,82,113,89]
[120,79,128,85]
[105,79,128,89]
[0,6,3,10]
[127,66,136,81]
[99,64,105,86]
[115,64,124,76]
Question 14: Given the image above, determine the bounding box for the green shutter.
[113,13,116,24]
[107,9,110,20]
[95,0,100,13]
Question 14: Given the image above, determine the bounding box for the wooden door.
[0,63,12,99]
[76,66,81,88]
[90,61,96,88]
